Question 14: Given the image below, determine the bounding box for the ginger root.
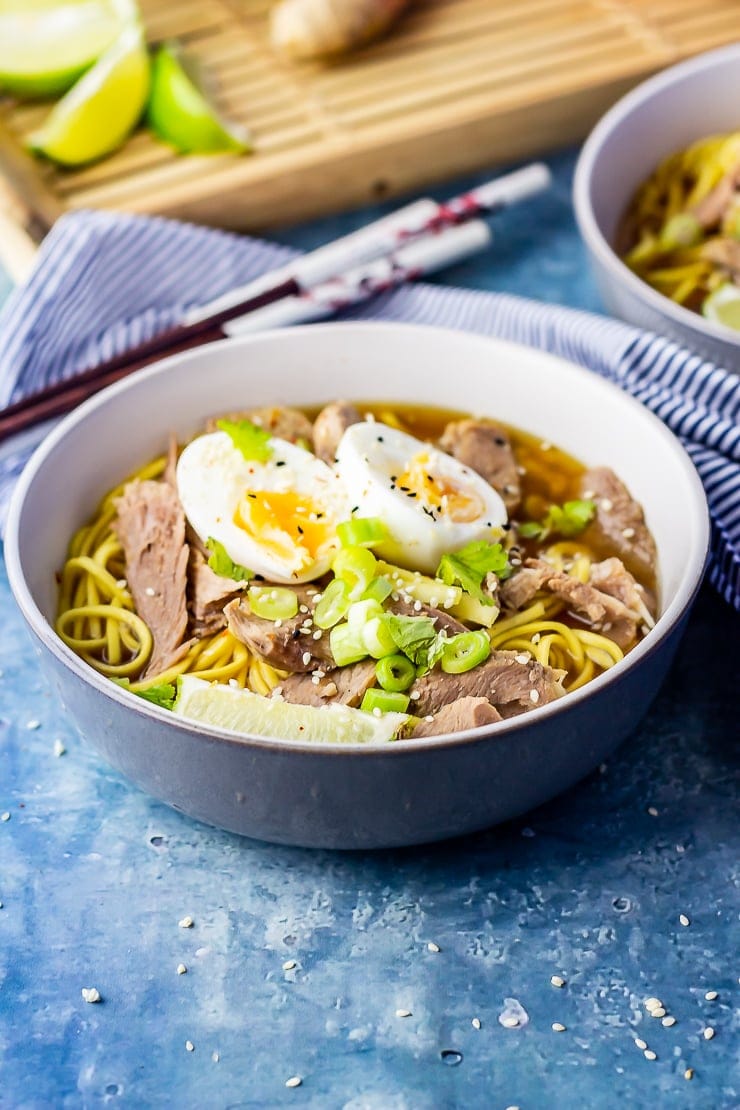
[270,0,410,61]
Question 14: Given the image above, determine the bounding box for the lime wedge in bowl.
[147,44,251,155]
[27,22,150,167]
[173,675,410,744]
[702,282,740,332]
[0,0,138,98]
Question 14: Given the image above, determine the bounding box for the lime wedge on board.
[0,0,138,98]
[147,44,251,155]
[27,23,150,167]
[172,674,409,744]
[702,282,740,332]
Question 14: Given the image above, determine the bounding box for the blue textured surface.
[1,149,738,1109]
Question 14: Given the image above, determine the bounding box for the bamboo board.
[0,0,738,244]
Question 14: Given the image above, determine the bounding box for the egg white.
[176,431,350,583]
[334,423,508,574]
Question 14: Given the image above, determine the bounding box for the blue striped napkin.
[0,209,738,610]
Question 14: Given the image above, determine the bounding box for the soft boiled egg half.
[335,423,508,574]
[176,431,350,583]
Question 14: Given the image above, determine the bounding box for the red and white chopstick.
[184,163,550,325]
[225,220,492,334]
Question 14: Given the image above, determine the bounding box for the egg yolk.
[396,453,483,523]
[234,490,333,567]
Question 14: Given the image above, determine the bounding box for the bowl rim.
[573,41,740,355]
[5,321,711,757]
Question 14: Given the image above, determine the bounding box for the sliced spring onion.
[362,575,393,605]
[329,622,368,667]
[347,598,384,627]
[360,688,410,715]
[337,517,388,548]
[331,545,378,599]
[362,616,397,659]
[375,559,462,608]
[313,579,351,629]
[247,586,298,621]
[441,629,491,674]
[375,653,416,692]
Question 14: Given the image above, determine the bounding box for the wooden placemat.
[0,0,737,254]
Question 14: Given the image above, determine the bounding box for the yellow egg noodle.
[622,131,740,308]
[55,460,623,698]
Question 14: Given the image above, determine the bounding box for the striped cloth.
[0,209,738,610]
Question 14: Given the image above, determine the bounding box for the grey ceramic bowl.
[5,323,709,848]
[574,43,740,373]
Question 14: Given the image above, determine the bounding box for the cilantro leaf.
[135,682,177,709]
[385,614,438,665]
[436,540,512,603]
[382,614,449,675]
[206,537,252,582]
[217,418,273,462]
[112,678,176,710]
[519,499,596,542]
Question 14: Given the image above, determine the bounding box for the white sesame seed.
[427,941,440,953]
[185,1041,194,1052]
[622,527,636,539]
[679,914,690,927]
[299,605,309,613]
[472,1017,481,1029]
[550,975,565,988]
[1,813,10,822]
[424,715,434,722]
[662,1016,676,1027]
[144,586,156,597]
[372,708,382,718]
[501,1016,520,1028]
[212,1051,220,1063]
[704,990,718,1001]
[178,916,194,929]
[650,1007,666,1018]
[529,689,540,704]
[177,964,187,975]
[413,600,422,612]
[81,987,101,1003]
[647,806,659,816]
[634,1038,647,1050]
[644,997,662,1011]
[600,498,613,512]
[552,1022,566,1032]
[684,1067,694,1080]
[26,719,41,730]
[703,1027,715,1040]
[53,739,67,757]
[274,619,283,628]
[311,676,321,686]
[531,632,541,644]
[409,690,421,700]
[395,1009,412,1018]
[515,654,530,664]
[285,1076,302,1088]
[312,630,322,639]
[283,959,297,971]
[644,1049,657,1061]
[302,652,312,666]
